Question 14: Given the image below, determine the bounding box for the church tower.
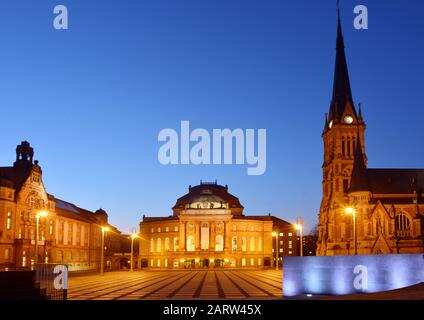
[317,10,367,256]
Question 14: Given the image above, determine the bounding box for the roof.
[350,165,424,195]
[365,169,424,194]
[326,12,358,128]
[233,215,295,227]
[142,216,179,222]
[172,182,244,215]
[54,198,113,227]
[0,166,32,192]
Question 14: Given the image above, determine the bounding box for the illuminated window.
[279,248,283,253]
[250,237,255,252]
[258,258,262,266]
[4,248,10,260]
[150,238,154,253]
[396,213,411,237]
[288,233,292,237]
[29,197,36,209]
[157,259,161,267]
[279,232,283,237]
[22,251,27,267]
[150,259,153,267]
[186,236,195,252]
[289,240,293,249]
[157,227,161,233]
[173,237,179,251]
[232,236,237,252]
[165,227,169,232]
[258,237,262,251]
[174,226,178,232]
[241,236,247,252]
[57,250,63,262]
[165,259,168,268]
[289,251,293,255]
[18,227,23,239]
[250,258,254,266]
[6,212,12,230]
[49,221,53,236]
[242,258,246,267]
[215,235,224,252]
[157,238,162,252]
[151,228,154,233]
[165,237,170,252]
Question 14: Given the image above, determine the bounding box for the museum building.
[0,141,119,271]
[139,181,297,269]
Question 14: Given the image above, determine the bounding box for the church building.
[317,12,424,255]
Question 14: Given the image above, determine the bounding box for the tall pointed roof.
[349,135,369,192]
[327,10,357,125]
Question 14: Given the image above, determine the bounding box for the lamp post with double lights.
[35,211,48,264]
[294,223,303,257]
[100,226,110,275]
[345,207,357,255]
[130,232,140,272]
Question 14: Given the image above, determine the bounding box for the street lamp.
[295,224,303,257]
[35,211,48,264]
[130,232,140,272]
[101,226,110,275]
[345,207,357,255]
[272,231,279,270]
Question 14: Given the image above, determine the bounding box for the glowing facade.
[317,14,424,255]
[139,181,297,268]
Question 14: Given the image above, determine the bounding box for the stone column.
[179,221,185,251]
[224,222,231,251]
[210,223,215,251]
[195,222,200,250]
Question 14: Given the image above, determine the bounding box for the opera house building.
[139,181,297,269]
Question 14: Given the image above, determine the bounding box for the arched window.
[232,236,237,252]
[215,235,224,252]
[250,237,255,252]
[150,238,154,253]
[157,238,162,253]
[396,213,411,237]
[6,212,12,230]
[165,238,170,252]
[173,237,179,252]
[186,236,195,251]
[241,237,247,252]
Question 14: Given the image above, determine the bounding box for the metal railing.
[34,263,68,300]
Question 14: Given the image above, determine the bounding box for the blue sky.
[0,0,423,233]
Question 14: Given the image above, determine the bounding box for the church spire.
[327,6,357,125]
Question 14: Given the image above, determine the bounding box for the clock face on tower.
[344,115,353,124]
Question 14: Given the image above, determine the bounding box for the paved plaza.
[68,270,282,300]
